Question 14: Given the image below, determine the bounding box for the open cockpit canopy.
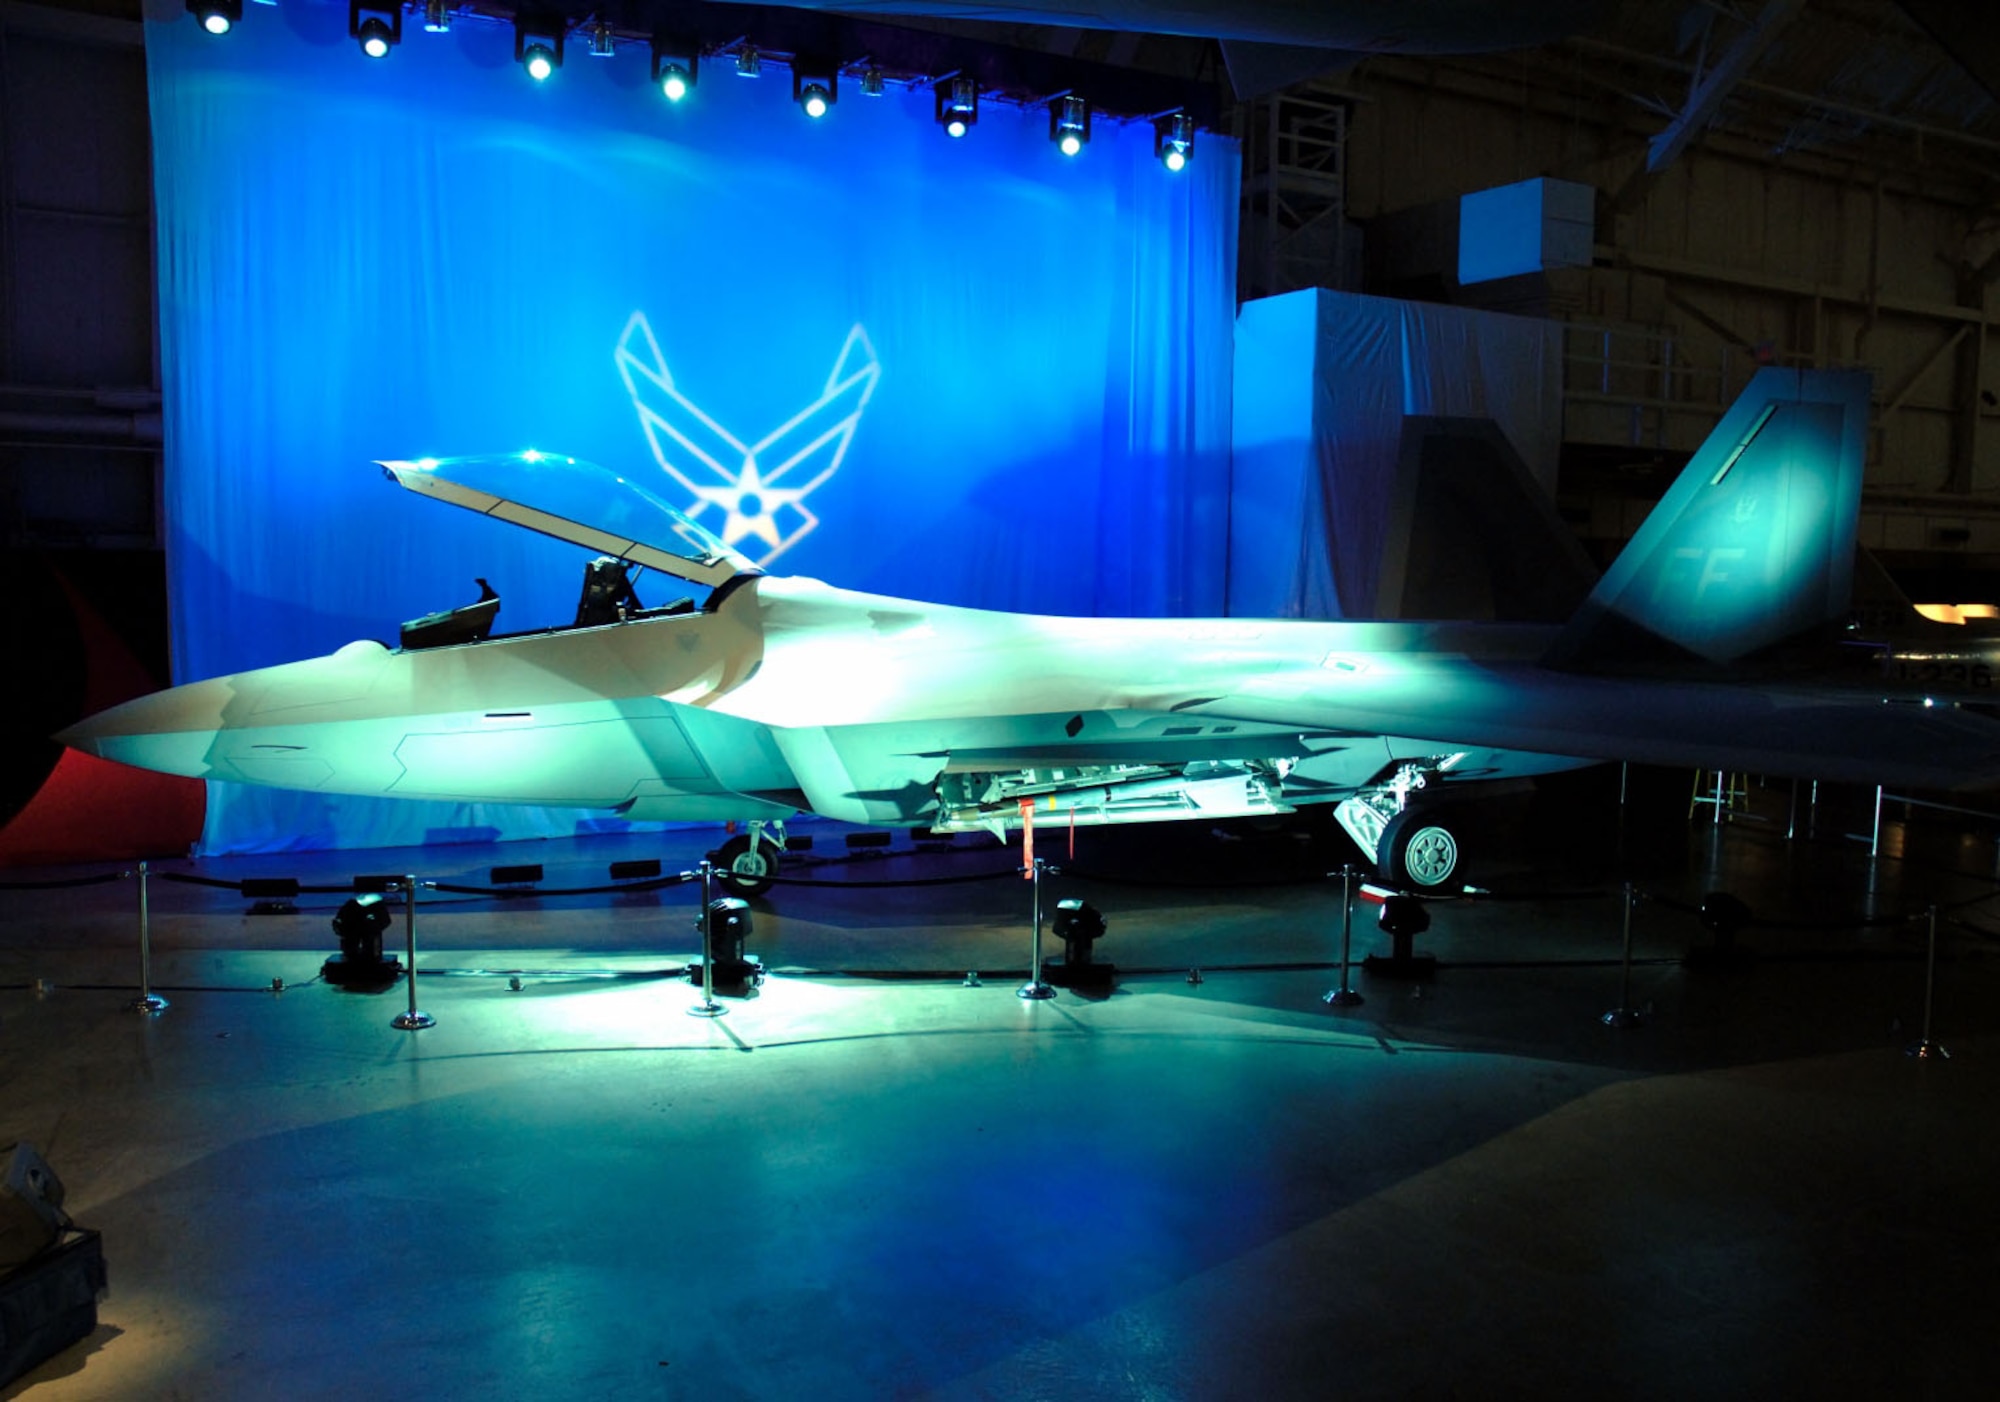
[379,452,758,590]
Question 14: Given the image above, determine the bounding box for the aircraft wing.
[1175,658,2000,794]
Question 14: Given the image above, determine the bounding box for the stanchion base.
[391,1011,436,1030]
[127,995,168,1015]
[1016,982,1056,1001]
[684,958,762,991]
[1323,988,1365,1008]
[686,1001,727,1018]
[1601,1007,1642,1028]
[1906,1040,1950,1060]
[1045,960,1114,991]
[1362,953,1437,980]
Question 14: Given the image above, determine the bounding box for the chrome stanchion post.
[127,859,167,1014]
[1602,882,1642,1028]
[391,874,435,1030]
[1017,857,1055,1000]
[1871,784,1884,858]
[1323,864,1363,1007]
[688,859,725,1018]
[1906,904,1949,1060]
[1614,761,1631,868]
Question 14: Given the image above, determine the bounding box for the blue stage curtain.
[144,7,1238,854]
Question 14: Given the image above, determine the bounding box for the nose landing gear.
[713,820,787,897]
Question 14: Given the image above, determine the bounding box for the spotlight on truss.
[652,37,698,102]
[794,63,837,119]
[187,0,241,36]
[936,76,977,138]
[1050,95,1090,157]
[1156,112,1195,172]
[515,13,564,82]
[349,2,401,60]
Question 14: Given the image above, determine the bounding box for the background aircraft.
[59,368,2000,894]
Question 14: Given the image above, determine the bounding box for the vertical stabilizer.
[1546,368,1871,667]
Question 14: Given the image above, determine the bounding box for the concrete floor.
[3,784,1999,1399]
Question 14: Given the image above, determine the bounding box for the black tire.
[1377,807,1461,889]
[715,833,783,897]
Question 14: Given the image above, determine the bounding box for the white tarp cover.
[1229,289,1562,619]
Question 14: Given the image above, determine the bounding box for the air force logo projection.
[616,312,880,566]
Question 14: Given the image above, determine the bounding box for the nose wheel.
[714,830,784,897]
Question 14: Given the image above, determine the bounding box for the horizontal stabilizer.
[1546,368,1871,668]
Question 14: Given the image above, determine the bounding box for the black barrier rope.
[156,871,365,895]
[36,977,325,994]
[423,966,684,981]
[0,871,128,890]
[150,869,696,899]
[148,863,1007,899]
[429,875,695,898]
[1641,889,1996,931]
[756,867,1022,890]
[157,872,261,890]
[1715,804,2000,892]
[1055,865,1326,891]
[1451,886,1616,904]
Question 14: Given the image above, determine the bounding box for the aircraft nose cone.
[56,679,236,778]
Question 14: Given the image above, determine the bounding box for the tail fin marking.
[1547,368,1871,668]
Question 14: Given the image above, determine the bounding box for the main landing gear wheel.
[715,833,783,897]
[1377,808,1460,889]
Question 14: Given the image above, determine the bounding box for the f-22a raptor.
[61,369,2000,894]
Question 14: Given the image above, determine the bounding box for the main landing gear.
[1333,759,1465,890]
[1376,807,1461,889]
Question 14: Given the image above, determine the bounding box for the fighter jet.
[59,368,2000,894]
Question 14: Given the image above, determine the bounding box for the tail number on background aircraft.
[1888,657,1995,689]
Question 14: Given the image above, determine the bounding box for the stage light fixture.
[422,0,450,34]
[349,3,401,60]
[586,19,614,58]
[936,76,977,138]
[1156,112,1194,171]
[860,65,885,97]
[514,14,565,82]
[651,38,698,102]
[187,0,241,36]
[794,64,837,119]
[1050,95,1090,156]
[736,45,760,77]
[325,894,400,990]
